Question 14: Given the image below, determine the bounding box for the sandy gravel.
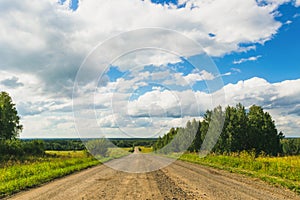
[6,153,300,200]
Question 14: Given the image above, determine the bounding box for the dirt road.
[7,153,300,200]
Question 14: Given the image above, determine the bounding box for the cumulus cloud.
[184,70,215,85]
[19,73,300,138]
[101,76,300,137]
[0,0,299,138]
[0,0,287,81]
[0,0,289,98]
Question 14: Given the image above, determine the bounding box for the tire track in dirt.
[153,169,191,200]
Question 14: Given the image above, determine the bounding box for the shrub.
[85,139,110,157]
[0,139,45,161]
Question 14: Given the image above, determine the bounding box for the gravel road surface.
[7,152,300,200]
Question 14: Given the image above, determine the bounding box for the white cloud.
[0,0,287,82]
[112,49,182,71]
[294,13,300,18]
[295,0,300,7]
[184,70,216,85]
[233,55,262,64]
[0,0,299,138]
[17,73,300,138]
[231,68,242,73]
[285,20,293,25]
[0,0,288,95]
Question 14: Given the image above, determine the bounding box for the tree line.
[153,103,292,156]
[281,138,300,155]
[110,138,156,148]
[42,139,85,150]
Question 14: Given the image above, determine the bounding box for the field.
[0,149,129,198]
[119,146,153,153]
[176,152,300,193]
[139,146,153,153]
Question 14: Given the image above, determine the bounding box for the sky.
[0,0,300,138]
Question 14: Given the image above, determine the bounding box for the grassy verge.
[174,152,300,194]
[0,149,128,198]
[139,146,153,153]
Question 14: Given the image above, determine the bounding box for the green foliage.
[177,152,300,193]
[42,139,85,150]
[85,138,111,157]
[0,149,130,198]
[128,146,135,153]
[188,119,202,152]
[246,105,281,156]
[282,138,300,155]
[0,92,22,140]
[110,138,156,148]
[0,151,99,198]
[0,140,45,161]
[0,92,46,161]
[139,146,153,153]
[153,103,284,156]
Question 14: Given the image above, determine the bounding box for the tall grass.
[0,149,128,198]
[177,152,300,194]
[139,146,153,153]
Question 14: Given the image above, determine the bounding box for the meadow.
[177,152,300,193]
[0,148,129,198]
[139,146,153,153]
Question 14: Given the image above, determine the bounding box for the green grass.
[120,147,133,152]
[0,149,128,198]
[175,152,300,194]
[139,146,153,153]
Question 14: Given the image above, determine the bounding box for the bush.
[0,139,45,161]
[128,147,134,153]
[23,140,45,156]
[85,139,110,157]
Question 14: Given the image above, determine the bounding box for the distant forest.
[27,138,156,151]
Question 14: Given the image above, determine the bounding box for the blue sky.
[0,0,300,138]
[220,3,300,83]
[105,1,300,89]
[147,0,300,85]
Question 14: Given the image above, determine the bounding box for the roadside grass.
[117,146,153,153]
[107,148,131,158]
[139,146,153,153]
[0,149,128,198]
[121,147,133,152]
[175,152,300,194]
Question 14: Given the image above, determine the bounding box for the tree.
[234,103,248,151]
[0,92,22,140]
[262,111,281,155]
[188,119,202,152]
[207,106,225,153]
[220,104,248,153]
[247,105,281,156]
[152,103,283,156]
[217,105,235,153]
[282,138,300,155]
